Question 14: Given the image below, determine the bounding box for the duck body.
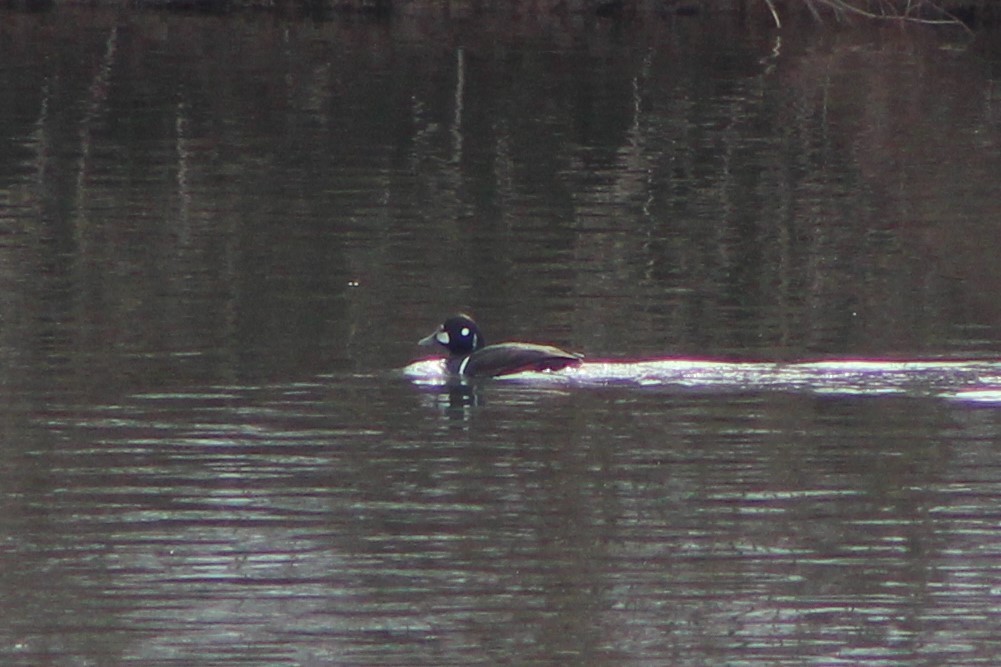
[419,314,582,378]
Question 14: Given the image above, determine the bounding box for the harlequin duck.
[418,314,582,378]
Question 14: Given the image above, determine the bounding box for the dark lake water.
[3,6,1001,665]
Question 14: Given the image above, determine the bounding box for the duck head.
[419,314,485,356]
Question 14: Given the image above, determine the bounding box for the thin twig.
[763,0,782,28]
[803,0,823,22]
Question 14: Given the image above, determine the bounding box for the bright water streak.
[404,358,1001,402]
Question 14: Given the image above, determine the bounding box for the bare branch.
[764,0,974,35]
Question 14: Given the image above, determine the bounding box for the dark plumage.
[418,314,582,378]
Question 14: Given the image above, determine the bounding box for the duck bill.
[419,328,449,347]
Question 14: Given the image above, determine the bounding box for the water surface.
[2,6,1001,666]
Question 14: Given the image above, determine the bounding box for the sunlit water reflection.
[406,357,1001,402]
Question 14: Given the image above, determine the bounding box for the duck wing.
[461,343,582,378]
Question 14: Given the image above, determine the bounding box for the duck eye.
[460,327,470,337]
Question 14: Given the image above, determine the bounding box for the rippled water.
[406,357,1001,401]
[7,372,1001,665]
[3,5,1001,666]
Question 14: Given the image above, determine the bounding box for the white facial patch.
[435,330,450,345]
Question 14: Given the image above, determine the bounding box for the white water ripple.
[403,357,1001,402]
